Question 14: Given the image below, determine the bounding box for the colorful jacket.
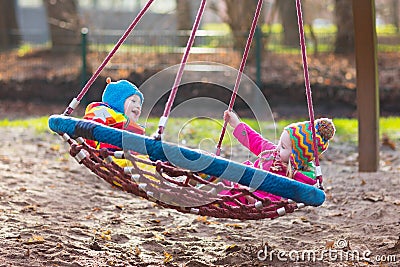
[83,102,145,151]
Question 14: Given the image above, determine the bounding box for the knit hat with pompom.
[284,118,335,169]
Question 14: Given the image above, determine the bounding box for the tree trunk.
[277,0,298,47]
[334,0,354,54]
[44,0,81,52]
[0,0,20,50]
[392,0,399,33]
[176,0,193,46]
[223,0,261,52]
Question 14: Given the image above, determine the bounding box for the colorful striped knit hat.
[284,118,335,169]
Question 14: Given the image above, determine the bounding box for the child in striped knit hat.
[223,110,335,202]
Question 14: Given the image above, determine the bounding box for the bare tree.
[44,0,81,51]
[215,0,262,52]
[0,0,20,50]
[277,0,298,47]
[176,0,193,46]
[334,0,354,54]
[392,0,399,33]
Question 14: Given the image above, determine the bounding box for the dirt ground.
[0,121,399,266]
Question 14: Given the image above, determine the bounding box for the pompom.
[316,118,335,141]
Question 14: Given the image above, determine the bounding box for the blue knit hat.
[102,78,144,113]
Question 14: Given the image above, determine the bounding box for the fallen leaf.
[300,216,309,222]
[324,78,331,85]
[50,144,60,151]
[163,251,173,263]
[115,204,124,210]
[85,214,94,220]
[345,82,356,89]
[225,244,241,254]
[226,223,243,229]
[325,240,335,249]
[21,205,37,213]
[153,232,165,241]
[25,235,45,244]
[163,230,173,237]
[362,193,384,202]
[382,134,396,150]
[196,216,211,225]
[103,229,111,235]
[345,72,353,80]
[100,229,112,240]
[134,246,141,256]
[59,157,69,163]
[100,234,111,240]
[328,212,343,217]
[148,219,161,224]
[0,155,11,164]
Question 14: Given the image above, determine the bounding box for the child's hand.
[223,110,240,128]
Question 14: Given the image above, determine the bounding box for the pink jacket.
[233,122,276,171]
[221,122,316,204]
[233,122,316,186]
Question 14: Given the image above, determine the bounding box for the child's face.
[124,94,142,122]
[277,130,292,163]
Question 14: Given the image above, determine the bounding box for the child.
[83,78,145,151]
[223,110,335,203]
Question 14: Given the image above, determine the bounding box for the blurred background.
[0,0,399,119]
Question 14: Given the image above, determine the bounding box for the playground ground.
[0,124,399,267]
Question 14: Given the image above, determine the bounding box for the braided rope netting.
[67,137,300,220]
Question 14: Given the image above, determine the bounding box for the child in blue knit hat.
[83,77,145,151]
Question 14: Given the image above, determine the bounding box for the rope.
[215,0,263,156]
[295,0,323,188]
[63,0,155,116]
[157,0,207,138]
[71,140,300,220]
[63,125,306,220]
